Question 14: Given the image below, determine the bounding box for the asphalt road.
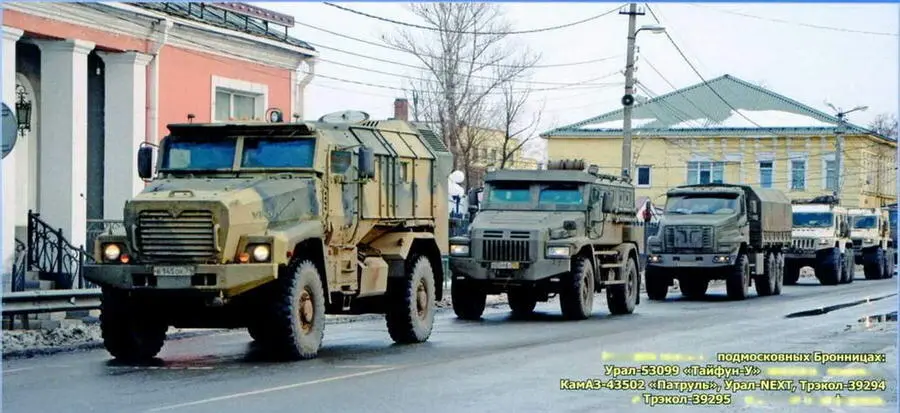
[3,275,898,413]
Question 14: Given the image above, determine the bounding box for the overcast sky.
[257,2,899,159]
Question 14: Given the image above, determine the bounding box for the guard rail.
[2,289,101,316]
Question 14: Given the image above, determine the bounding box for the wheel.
[559,256,594,320]
[100,287,168,362]
[755,252,776,296]
[886,251,896,279]
[679,277,708,299]
[726,253,750,300]
[644,267,669,301]
[843,249,855,283]
[772,252,784,295]
[451,275,486,320]
[881,249,892,279]
[507,288,537,317]
[864,248,885,280]
[386,254,436,344]
[814,247,841,285]
[783,260,801,285]
[607,257,639,315]
[262,259,326,360]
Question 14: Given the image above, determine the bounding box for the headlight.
[450,244,469,256]
[819,239,830,245]
[864,238,874,244]
[546,246,570,258]
[252,244,270,262]
[103,244,121,261]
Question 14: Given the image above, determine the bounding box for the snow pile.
[3,323,102,354]
[578,118,656,130]
[670,110,834,129]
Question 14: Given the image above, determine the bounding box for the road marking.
[333,364,391,369]
[3,367,35,374]
[144,366,401,411]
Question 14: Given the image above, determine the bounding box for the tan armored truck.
[448,159,644,321]
[784,196,854,285]
[84,110,453,362]
[849,207,896,279]
[645,184,792,301]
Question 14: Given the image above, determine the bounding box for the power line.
[686,3,899,37]
[322,2,625,35]
[296,20,624,70]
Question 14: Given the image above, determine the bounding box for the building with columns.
[1,2,317,289]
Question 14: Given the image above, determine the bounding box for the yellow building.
[458,124,538,186]
[540,75,897,209]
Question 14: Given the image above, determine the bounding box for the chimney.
[393,98,409,121]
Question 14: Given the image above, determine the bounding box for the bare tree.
[383,3,540,172]
[868,113,898,140]
[495,77,543,169]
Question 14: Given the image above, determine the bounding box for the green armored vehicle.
[784,196,854,285]
[448,159,644,321]
[645,184,792,300]
[84,110,453,362]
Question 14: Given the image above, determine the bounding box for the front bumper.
[449,256,570,282]
[645,252,736,269]
[83,262,278,297]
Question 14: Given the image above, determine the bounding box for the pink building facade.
[0,2,317,287]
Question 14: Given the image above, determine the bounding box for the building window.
[211,75,268,122]
[636,165,651,187]
[686,161,724,185]
[790,159,806,190]
[824,158,838,192]
[759,161,773,188]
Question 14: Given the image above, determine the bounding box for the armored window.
[241,138,315,168]
[759,161,773,188]
[636,166,651,187]
[399,161,410,182]
[790,159,806,190]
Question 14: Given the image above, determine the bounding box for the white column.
[98,51,151,220]
[34,39,95,249]
[1,26,24,283]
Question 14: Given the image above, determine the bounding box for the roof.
[541,74,893,142]
[129,2,315,53]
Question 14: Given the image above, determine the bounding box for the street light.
[824,102,868,199]
[620,15,666,180]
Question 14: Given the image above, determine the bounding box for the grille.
[480,230,531,262]
[792,238,816,250]
[852,239,862,248]
[664,226,713,251]
[137,210,217,261]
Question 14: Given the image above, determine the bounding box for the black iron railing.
[26,210,94,290]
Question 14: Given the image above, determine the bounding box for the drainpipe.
[294,58,315,121]
[148,19,172,144]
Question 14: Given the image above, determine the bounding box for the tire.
[755,252,776,296]
[814,247,841,285]
[559,256,594,320]
[451,275,486,320]
[607,257,639,315]
[885,251,896,279]
[772,252,784,295]
[843,249,855,284]
[644,267,669,301]
[263,259,326,360]
[507,288,537,318]
[386,254,436,344]
[679,277,708,299]
[783,260,801,285]
[863,248,885,280]
[100,287,168,362]
[726,253,750,300]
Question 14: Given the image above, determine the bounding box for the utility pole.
[619,3,643,181]
[834,112,844,199]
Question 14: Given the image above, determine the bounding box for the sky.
[256,2,899,161]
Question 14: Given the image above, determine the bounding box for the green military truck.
[448,159,644,321]
[84,110,453,362]
[645,184,792,300]
[784,196,855,285]
[849,207,896,279]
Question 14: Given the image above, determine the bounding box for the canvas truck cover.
[750,187,792,234]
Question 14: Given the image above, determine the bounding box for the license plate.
[490,261,520,270]
[153,266,195,277]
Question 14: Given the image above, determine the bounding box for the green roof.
[541,74,891,142]
[129,2,315,54]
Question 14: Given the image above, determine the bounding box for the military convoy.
[448,159,643,320]
[644,183,792,301]
[84,110,452,362]
[849,207,896,279]
[784,196,855,286]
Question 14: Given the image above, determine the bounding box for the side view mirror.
[749,200,758,215]
[137,146,154,180]
[358,146,375,179]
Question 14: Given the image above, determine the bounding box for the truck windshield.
[793,212,833,228]
[538,184,584,205]
[664,194,739,215]
[486,183,532,204]
[161,136,315,171]
[851,215,877,229]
